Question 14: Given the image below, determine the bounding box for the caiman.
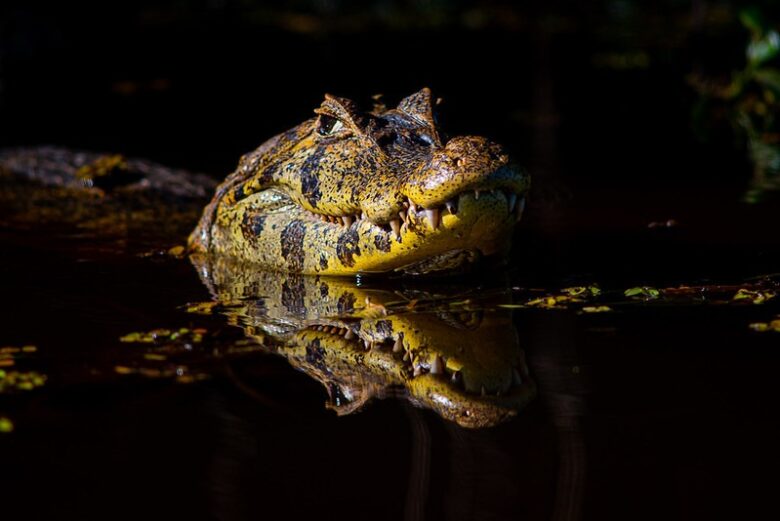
[189,88,529,275]
[0,89,528,275]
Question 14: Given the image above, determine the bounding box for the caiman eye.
[317,115,345,136]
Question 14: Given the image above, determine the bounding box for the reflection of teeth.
[430,355,445,375]
[507,193,518,213]
[516,196,526,222]
[512,368,523,386]
[481,385,487,396]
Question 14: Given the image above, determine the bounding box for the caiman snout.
[403,135,528,209]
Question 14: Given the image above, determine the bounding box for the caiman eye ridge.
[303,322,529,397]
[299,187,527,238]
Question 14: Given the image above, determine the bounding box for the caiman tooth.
[392,337,403,353]
[363,339,372,351]
[507,192,518,213]
[344,329,355,340]
[403,351,410,362]
[360,211,366,220]
[516,197,526,222]
[413,363,422,377]
[398,210,407,222]
[408,199,417,213]
[474,189,480,200]
[424,208,440,230]
[329,326,339,334]
[430,355,445,375]
[445,200,457,215]
[512,368,523,386]
[481,385,487,396]
[342,215,354,227]
[389,218,401,239]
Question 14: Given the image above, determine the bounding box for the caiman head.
[188,88,529,275]
[192,255,536,428]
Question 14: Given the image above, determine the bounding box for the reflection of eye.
[317,115,345,136]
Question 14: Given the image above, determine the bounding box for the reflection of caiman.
[193,254,535,428]
[1,89,528,275]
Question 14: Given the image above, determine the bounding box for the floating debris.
[119,327,204,344]
[581,306,613,313]
[624,287,661,299]
[0,416,13,433]
[562,286,602,297]
[749,317,780,332]
[167,245,186,258]
[0,371,47,393]
[525,296,565,309]
[733,288,776,304]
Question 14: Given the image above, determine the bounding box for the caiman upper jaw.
[403,135,528,207]
[291,136,528,233]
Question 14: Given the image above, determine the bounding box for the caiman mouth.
[298,186,527,236]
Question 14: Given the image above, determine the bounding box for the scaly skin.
[189,88,529,275]
[193,254,536,428]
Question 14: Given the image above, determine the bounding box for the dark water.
[3,2,780,519]
[1,181,780,521]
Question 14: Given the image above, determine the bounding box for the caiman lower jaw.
[212,184,523,274]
